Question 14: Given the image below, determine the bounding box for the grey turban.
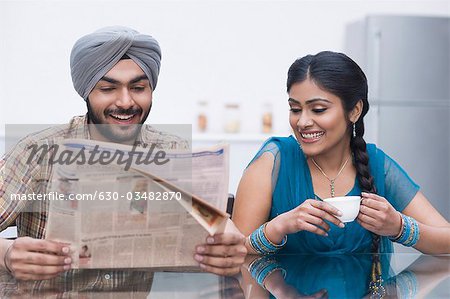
[70,26,161,100]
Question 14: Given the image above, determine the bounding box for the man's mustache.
[105,108,142,115]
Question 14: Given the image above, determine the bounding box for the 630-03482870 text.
[9,191,182,201]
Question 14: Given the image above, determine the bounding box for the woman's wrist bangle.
[248,255,286,290]
[391,212,404,240]
[262,223,286,249]
[261,267,286,290]
[396,270,418,298]
[249,223,287,255]
[388,213,420,247]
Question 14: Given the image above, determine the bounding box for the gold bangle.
[246,235,257,253]
[405,220,416,245]
[392,212,404,239]
[262,223,286,248]
[247,255,260,271]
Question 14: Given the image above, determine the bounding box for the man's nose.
[115,88,135,108]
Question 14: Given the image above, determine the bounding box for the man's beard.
[86,100,151,144]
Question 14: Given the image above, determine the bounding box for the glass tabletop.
[1,253,448,298]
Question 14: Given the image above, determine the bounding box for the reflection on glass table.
[0,254,448,298]
[0,266,238,299]
[241,254,450,299]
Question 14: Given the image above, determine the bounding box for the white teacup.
[322,196,361,223]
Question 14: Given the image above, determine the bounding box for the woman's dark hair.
[287,51,383,296]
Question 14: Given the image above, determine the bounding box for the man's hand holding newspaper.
[194,219,247,276]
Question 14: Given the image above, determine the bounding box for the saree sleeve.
[381,149,420,212]
[246,139,281,194]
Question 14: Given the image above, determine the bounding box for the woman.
[233,51,450,256]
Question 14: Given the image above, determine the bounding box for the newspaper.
[44,139,230,269]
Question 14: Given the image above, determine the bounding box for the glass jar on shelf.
[262,102,273,133]
[197,101,208,133]
[223,103,240,133]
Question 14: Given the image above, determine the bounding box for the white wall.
[1,0,449,131]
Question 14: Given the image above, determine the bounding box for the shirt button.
[104,273,111,280]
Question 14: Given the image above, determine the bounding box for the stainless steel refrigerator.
[345,15,449,220]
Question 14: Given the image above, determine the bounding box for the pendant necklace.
[311,155,351,198]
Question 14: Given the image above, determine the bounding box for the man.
[0,26,246,280]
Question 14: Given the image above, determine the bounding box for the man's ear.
[349,100,363,123]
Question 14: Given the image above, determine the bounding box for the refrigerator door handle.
[370,27,382,102]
